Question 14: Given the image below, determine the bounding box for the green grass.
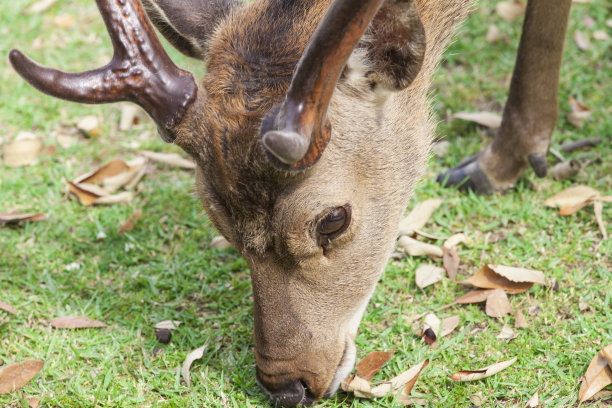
[1,0,610,407]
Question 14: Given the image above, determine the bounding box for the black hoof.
[437,155,494,195]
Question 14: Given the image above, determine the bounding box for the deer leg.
[437,0,572,194]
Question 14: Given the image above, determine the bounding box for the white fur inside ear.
[343,48,393,102]
[144,0,203,56]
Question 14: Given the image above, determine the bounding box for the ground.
[0,0,610,407]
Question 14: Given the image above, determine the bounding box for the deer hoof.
[437,156,495,195]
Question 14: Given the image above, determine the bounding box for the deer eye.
[316,206,351,246]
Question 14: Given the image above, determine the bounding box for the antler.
[260,0,385,171]
[9,0,197,143]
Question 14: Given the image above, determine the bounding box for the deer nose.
[256,373,314,407]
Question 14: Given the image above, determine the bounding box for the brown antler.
[9,0,197,143]
[260,0,385,171]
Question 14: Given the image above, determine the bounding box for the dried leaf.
[182,344,207,388]
[496,324,518,341]
[451,356,517,382]
[50,316,106,329]
[525,391,539,407]
[544,185,600,215]
[486,289,512,318]
[118,209,142,235]
[415,264,445,289]
[3,132,43,168]
[370,359,429,398]
[52,13,75,29]
[141,150,195,169]
[210,236,232,249]
[574,30,590,51]
[593,30,608,41]
[455,289,497,304]
[356,350,394,382]
[74,159,130,185]
[119,104,141,131]
[0,301,17,315]
[579,345,612,402]
[397,236,443,258]
[399,199,443,236]
[77,115,102,138]
[442,246,460,280]
[495,1,525,22]
[154,320,182,330]
[549,159,580,181]
[459,264,543,294]
[0,360,44,394]
[594,200,607,240]
[423,313,441,344]
[0,212,47,225]
[92,192,134,205]
[23,0,57,14]
[514,310,528,328]
[29,398,40,408]
[449,111,502,128]
[443,233,470,248]
[567,97,592,128]
[441,315,461,337]
[486,24,502,43]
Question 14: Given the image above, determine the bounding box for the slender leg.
[438,0,572,194]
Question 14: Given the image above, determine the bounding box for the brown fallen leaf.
[514,310,528,329]
[574,29,590,51]
[0,360,44,395]
[74,159,130,185]
[442,246,460,280]
[443,233,470,249]
[455,289,497,304]
[119,104,142,131]
[52,13,75,29]
[50,316,106,329]
[525,391,539,407]
[0,301,17,315]
[486,24,502,43]
[3,132,43,168]
[567,97,592,128]
[370,359,429,398]
[209,236,232,249]
[460,264,544,294]
[0,212,47,225]
[495,0,525,22]
[140,150,195,169]
[399,199,443,236]
[415,264,445,289]
[451,356,517,382]
[23,0,57,14]
[397,236,443,258]
[486,289,512,318]
[441,315,461,337]
[356,350,395,382]
[579,345,612,402]
[449,111,502,129]
[543,185,601,215]
[182,344,207,388]
[118,209,142,235]
[496,324,518,341]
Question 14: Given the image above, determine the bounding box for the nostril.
[256,374,308,407]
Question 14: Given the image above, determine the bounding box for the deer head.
[10,0,470,405]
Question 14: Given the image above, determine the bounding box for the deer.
[9,0,570,405]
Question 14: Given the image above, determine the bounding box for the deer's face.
[10,0,452,405]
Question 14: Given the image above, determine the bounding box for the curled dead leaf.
[154,320,182,330]
[495,1,525,22]
[567,97,592,128]
[397,236,443,258]
[544,185,600,215]
[0,360,44,394]
[455,289,497,304]
[0,212,47,225]
[459,264,544,294]
[441,315,461,337]
[443,233,470,249]
[182,344,207,388]
[50,316,106,329]
[423,313,441,344]
[118,209,142,235]
[449,111,502,128]
[399,199,443,236]
[141,150,195,169]
[442,246,460,280]
[514,310,528,329]
[579,345,612,402]
[496,324,518,341]
[451,356,517,382]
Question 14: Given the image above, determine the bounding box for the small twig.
[549,148,566,162]
[560,137,602,153]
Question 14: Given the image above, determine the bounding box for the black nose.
[257,374,312,407]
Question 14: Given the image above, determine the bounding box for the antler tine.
[260,0,385,171]
[9,0,197,143]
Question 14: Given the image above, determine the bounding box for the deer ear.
[142,0,236,59]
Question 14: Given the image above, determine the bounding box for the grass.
[1,0,610,407]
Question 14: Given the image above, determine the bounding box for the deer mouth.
[323,336,357,398]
